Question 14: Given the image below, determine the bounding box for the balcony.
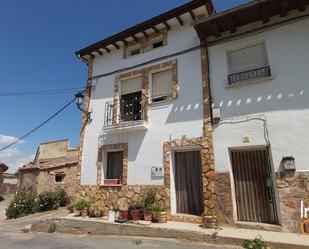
[104,92,148,133]
[228,66,271,85]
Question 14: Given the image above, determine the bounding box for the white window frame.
[148,67,173,104]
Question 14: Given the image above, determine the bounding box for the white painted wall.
[209,16,309,173]
[81,22,204,185]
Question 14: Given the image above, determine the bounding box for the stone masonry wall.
[76,185,169,216]
[215,172,234,226]
[276,171,309,233]
[36,164,78,200]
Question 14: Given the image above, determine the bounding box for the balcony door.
[120,76,142,122]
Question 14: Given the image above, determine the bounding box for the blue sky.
[0,0,247,172]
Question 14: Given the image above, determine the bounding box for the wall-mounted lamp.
[282,156,296,172]
[75,91,92,124]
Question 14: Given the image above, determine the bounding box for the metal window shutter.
[228,44,268,74]
[121,76,142,95]
[152,69,173,98]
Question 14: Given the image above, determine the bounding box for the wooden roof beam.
[104,47,110,53]
[152,26,159,33]
[122,39,128,45]
[163,21,171,30]
[132,35,139,42]
[176,16,184,25]
[195,25,207,40]
[226,16,236,34]
[299,0,307,11]
[189,10,196,21]
[142,31,149,38]
[112,43,120,49]
[97,50,103,56]
[280,0,288,17]
[211,22,220,38]
[262,4,271,23]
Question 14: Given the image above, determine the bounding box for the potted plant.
[143,204,153,221]
[74,199,90,217]
[151,201,167,223]
[119,208,130,221]
[130,197,144,221]
[88,200,105,218]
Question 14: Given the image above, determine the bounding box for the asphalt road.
[0,231,241,249]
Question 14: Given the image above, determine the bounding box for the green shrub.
[243,235,268,249]
[148,201,166,214]
[6,192,38,219]
[131,197,145,210]
[144,188,156,207]
[74,199,91,211]
[37,191,57,211]
[54,187,70,207]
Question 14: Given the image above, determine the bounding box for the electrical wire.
[0,95,80,152]
[0,87,84,96]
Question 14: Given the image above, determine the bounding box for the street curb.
[31,218,308,249]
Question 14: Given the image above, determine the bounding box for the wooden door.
[230,148,278,224]
[174,151,204,215]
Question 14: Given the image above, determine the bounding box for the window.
[55,173,65,183]
[120,76,142,121]
[150,69,173,102]
[151,35,163,49]
[227,43,271,84]
[128,44,141,57]
[105,151,123,184]
[121,76,142,95]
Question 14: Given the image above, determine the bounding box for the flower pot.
[152,212,167,223]
[80,208,88,218]
[115,211,120,220]
[119,210,130,220]
[130,210,142,220]
[143,211,153,221]
[108,211,115,222]
[104,179,119,185]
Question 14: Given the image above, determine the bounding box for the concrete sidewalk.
[30,215,309,249]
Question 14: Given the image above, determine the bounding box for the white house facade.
[195,0,309,233]
[75,0,216,223]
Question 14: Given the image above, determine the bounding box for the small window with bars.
[151,35,164,49]
[128,44,141,57]
[227,43,271,85]
[150,69,173,102]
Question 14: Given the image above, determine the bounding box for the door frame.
[228,145,281,225]
[170,145,202,215]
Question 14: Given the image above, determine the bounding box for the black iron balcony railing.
[228,65,271,85]
[104,92,147,127]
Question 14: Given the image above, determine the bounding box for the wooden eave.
[75,0,214,59]
[194,0,309,40]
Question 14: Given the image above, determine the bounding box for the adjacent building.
[19,139,79,199]
[195,0,309,232]
[0,162,8,194]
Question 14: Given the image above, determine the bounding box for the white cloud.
[0,148,34,173]
[0,134,25,145]
[9,154,35,173]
